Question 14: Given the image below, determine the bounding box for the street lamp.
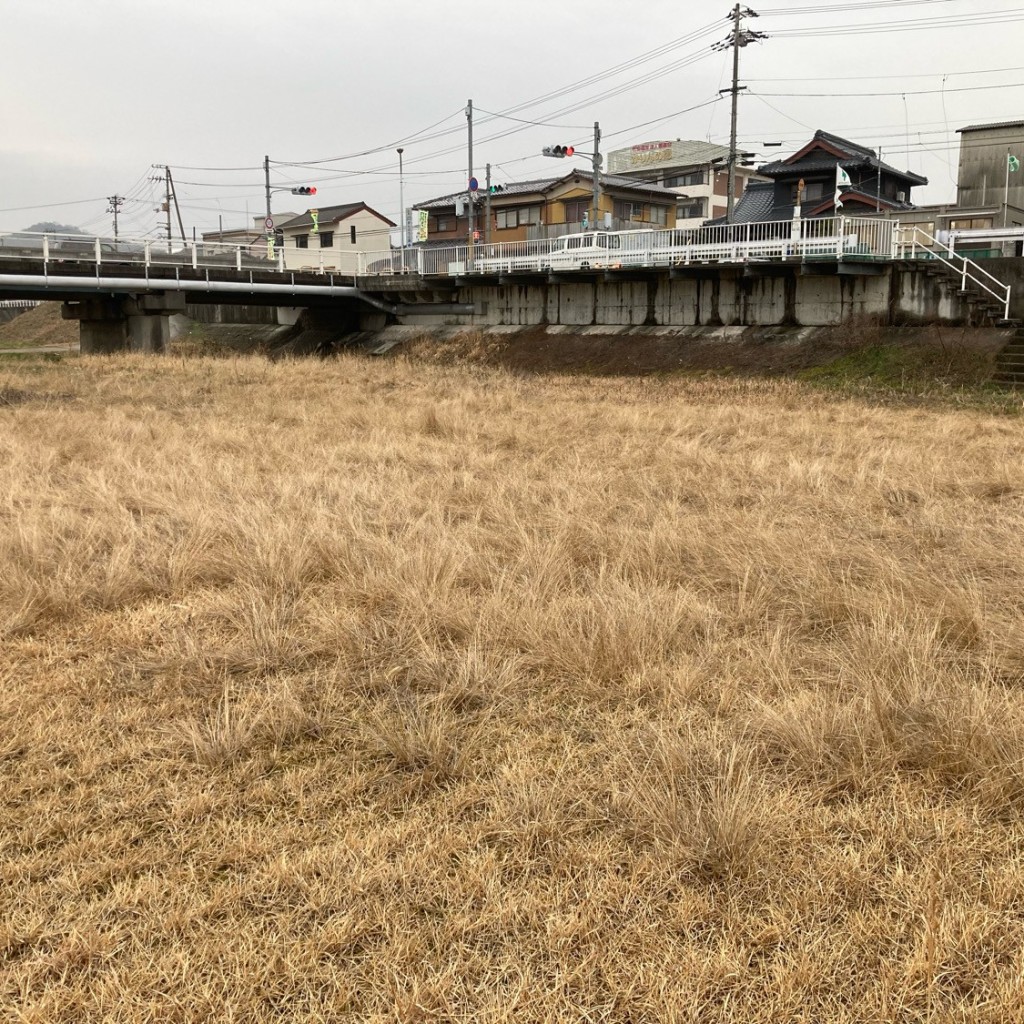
[397,148,405,253]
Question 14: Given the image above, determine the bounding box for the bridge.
[0,216,1016,352]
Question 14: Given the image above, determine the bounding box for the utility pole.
[592,121,602,230]
[165,166,186,243]
[877,146,882,214]
[466,98,475,257]
[150,166,173,252]
[397,148,406,252]
[713,5,767,223]
[106,194,125,240]
[485,162,492,245]
[264,154,272,240]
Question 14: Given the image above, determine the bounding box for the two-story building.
[412,170,678,246]
[720,130,927,224]
[200,213,300,257]
[607,140,766,226]
[277,203,395,272]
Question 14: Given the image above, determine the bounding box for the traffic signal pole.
[264,155,272,235]
[592,122,602,230]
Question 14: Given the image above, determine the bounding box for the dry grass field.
[2,351,1024,1022]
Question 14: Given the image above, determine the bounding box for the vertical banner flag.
[310,209,319,235]
[267,237,275,260]
[418,210,429,242]
[1010,154,1021,173]
[835,164,852,209]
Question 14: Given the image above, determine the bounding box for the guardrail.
[358,216,896,277]
[0,231,286,273]
[894,225,1011,321]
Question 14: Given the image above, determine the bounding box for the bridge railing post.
[278,248,285,273]
[190,243,197,270]
[95,238,101,266]
[144,241,151,267]
[236,246,242,271]
[42,235,49,265]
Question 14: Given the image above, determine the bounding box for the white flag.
[834,164,851,209]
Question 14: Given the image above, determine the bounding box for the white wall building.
[607,140,767,227]
[277,203,395,273]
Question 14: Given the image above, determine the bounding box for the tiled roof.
[706,178,916,225]
[758,129,927,186]
[278,203,395,230]
[958,120,1024,133]
[413,171,679,211]
[414,178,561,210]
[706,182,791,225]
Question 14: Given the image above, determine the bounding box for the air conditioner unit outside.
[896,191,907,202]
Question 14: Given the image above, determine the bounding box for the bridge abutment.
[62,293,187,354]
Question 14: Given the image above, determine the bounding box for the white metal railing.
[0,231,294,275]
[358,216,896,278]
[894,225,1012,321]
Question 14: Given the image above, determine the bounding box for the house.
[200,213,300,257]
[719,130,927,223]
[277,203,395,272]
[607,140,765,226]
[412,170,678,246]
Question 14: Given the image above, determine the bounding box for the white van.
[546,231,623,271]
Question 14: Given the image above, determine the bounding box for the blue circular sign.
[469,177,479,192]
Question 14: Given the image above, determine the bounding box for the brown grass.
[2,352,1024,1021]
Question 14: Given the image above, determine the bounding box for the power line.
[751,81,1024,97]
[747,63,1024,82]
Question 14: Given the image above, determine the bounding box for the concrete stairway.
[915,260,1014,328]
[993,329,1024,386]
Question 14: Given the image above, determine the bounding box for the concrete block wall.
[442,269,896,330]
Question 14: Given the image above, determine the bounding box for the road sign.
[469,177,479,192]
[264,217,274,231]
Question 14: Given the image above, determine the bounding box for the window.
[320,231,334,247]
[949,217,993,231]
[496,205,540,229]
[665,169,706,188]
[614,200,647,221]
[350,225,357,244]
[650,205,668,226]
[562,198,591,223]
[791,181,825,202]
[677,197,708,220]
[294,234,309,248]
[434,216,453,232]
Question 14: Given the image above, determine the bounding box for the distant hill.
[22,222,85,235]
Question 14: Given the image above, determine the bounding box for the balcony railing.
[358,216,897,277]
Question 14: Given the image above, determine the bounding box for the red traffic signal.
[291,186,317,195]
[542,145,575,158]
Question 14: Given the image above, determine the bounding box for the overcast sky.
[3,0,1023,240]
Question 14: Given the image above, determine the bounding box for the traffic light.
[489,184,506,194]
[290,186,317,195]
[542,145,575,158]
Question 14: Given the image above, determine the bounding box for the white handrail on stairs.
[895,225,1011,321]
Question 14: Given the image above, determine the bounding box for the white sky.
[2,0,1023,238]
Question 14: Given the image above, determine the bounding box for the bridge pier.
[62,293,187,354]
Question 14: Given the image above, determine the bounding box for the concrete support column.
[62,293,187,354]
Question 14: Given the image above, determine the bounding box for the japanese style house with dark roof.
[717,129,927,224]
